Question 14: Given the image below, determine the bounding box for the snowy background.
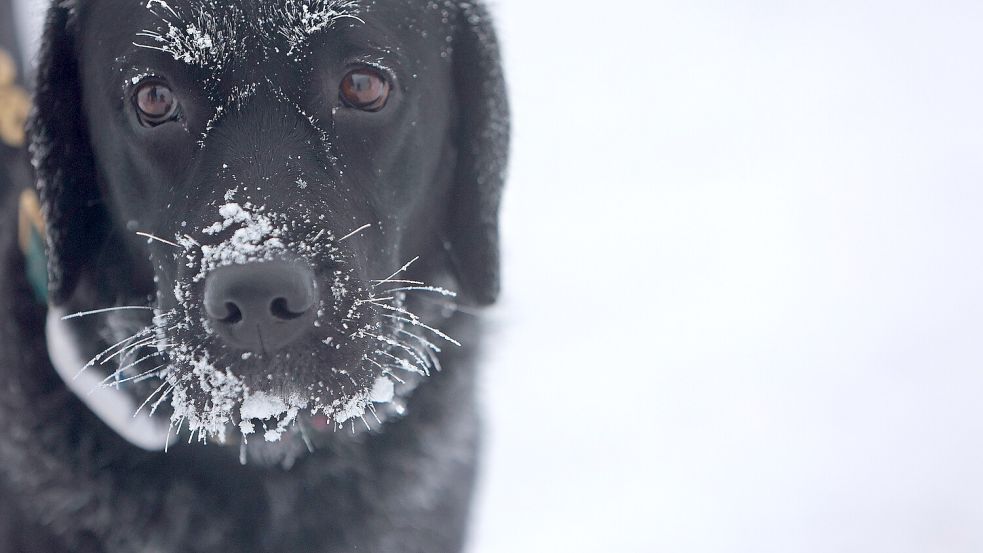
[14,1,983,552]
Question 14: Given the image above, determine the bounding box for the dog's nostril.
[222,302,243,324]
[202,261,318,353]
[270,297,306,321]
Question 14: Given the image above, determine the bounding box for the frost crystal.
[273,0,362,54]
[135,0,239,68]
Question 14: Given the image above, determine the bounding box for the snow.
[470,2,983,553]
[240,391,289,420]
[272,0,360,55]
[197,201,285,276]
[368,376,395,404]
[135,0,237,68]
[239,391,302,443]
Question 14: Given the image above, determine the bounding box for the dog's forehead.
[79,0,456,103]
[96,0,441,64]
[129,0,360,67]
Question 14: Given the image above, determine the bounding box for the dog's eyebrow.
[133,0,362,68]
[134,0,239,69]
[270,0,363,56]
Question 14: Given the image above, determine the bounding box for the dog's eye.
[134,82,179,127]
[339,68,390,112]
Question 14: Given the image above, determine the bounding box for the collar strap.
[18,188,48,304]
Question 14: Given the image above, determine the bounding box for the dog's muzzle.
[203,261,317,353]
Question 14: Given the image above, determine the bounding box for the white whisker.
[135,380,172,417]
[372,256,420,287]
[99,352,165,388]
[136,231,182,248]
[380,285,457,297]
[102,364,167,387]
[359,330,430,372]
[150,382,176,415]
[61,306,154,320]
[380,313,461,347]
[100,335,161,365]
[393,327,441,353]
[298,418,315,453]
[364,356,407,384]
[371,279,424,286]
[355,296,394,305]
[338,223,372,242]
[391,327,443,372]
[368,403,383,425]
[376,350,426,376]
[75,326,155,379]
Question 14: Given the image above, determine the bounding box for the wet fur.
[0,0,507,550]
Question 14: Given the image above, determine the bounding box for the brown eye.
[339,68,390,112]
[134,82,179,126]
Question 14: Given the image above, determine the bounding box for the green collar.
[18,189,48,304]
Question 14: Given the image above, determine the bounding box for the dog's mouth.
[52,199,457,467]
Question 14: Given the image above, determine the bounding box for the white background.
[14,1,983,552]
[473,1,983,552]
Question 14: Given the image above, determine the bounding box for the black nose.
[203,261,317,353]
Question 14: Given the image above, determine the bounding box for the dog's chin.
[239,429,311,469]
[154,351,420,469]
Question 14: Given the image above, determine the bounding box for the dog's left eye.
[133,81,180,127]
[339,68,391,112]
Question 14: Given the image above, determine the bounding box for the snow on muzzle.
[149,198,403,448]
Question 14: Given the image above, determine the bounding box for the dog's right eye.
[133,81,180,127]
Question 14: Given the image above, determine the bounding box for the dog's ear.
[28,4,107,305]
[447,2,510,306]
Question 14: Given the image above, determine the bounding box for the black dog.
[0,0,508,550]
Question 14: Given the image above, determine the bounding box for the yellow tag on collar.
[0,48,30,148]
[18,189,48,304]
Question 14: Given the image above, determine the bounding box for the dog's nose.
[203,262,317,353]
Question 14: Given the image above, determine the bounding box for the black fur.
[0,0,508,550]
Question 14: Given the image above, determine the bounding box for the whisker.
[355,296,394,305]
[298,418,315,453]
[99,352,165,388]
[370,279,424,286]
[100,335,162,365]
[338,223,372,242]
[376,350,427,376]
[136,231,182,248]
[372,256,420,287]
[75,326,155,379]
[364,356,406,384]
[380,286,457,297]
[359,330,430,373]
[409,294,481,317]
[103,364,167,387]
[61,306,154,320]
[367,303,462,347]
[135,380,172,417]
[390,326,443,372]
[180,234,202,247]
[150,382,176,415]
[392,327,441,353]
[368,403,383,425]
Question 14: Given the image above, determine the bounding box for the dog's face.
[31,0,507,465]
